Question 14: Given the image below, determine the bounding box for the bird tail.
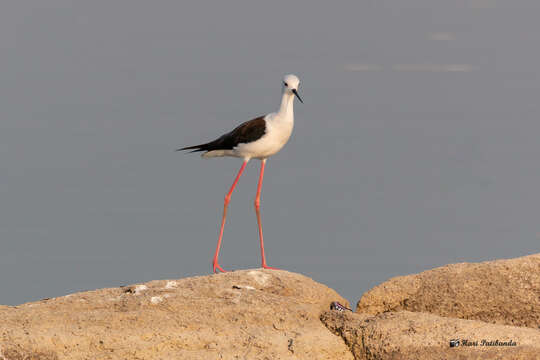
[176,143,209,153]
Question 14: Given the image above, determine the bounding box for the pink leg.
[213,160,247,273]
[255,159,279,270]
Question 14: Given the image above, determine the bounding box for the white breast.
[234,113,294,160]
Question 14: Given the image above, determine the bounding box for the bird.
[178,74,303,273]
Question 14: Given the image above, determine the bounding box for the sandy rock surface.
[0,269,352,360]
[322,310,540,360]
[3,253,540,359]
[356,253,540,328]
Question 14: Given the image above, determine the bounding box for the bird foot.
[261,264,280,270]
[213,262,228,273]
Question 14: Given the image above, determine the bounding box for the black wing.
[178,116,267,153]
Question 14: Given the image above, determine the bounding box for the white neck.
[277,91,295,118]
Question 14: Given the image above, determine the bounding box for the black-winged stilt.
[178,74,303,273]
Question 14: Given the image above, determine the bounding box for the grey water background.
[1,1,539,305]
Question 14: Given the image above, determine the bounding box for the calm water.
[1,1,539,305]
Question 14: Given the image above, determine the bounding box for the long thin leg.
[255,159,279,270]
[213,160,248,273]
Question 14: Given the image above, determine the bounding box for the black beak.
[292,89,303,104]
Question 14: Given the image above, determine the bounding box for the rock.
[356,253,540,328]
[321,310,540,360]
[0,269,353,360]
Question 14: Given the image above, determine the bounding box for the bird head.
[282,74,303,103]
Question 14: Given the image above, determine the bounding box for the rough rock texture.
[3,253,540,359]
[356,253,540,328]
[0,269,353,360]
[321,310,540,360]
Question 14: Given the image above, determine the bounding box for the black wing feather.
[177,116,266,153]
